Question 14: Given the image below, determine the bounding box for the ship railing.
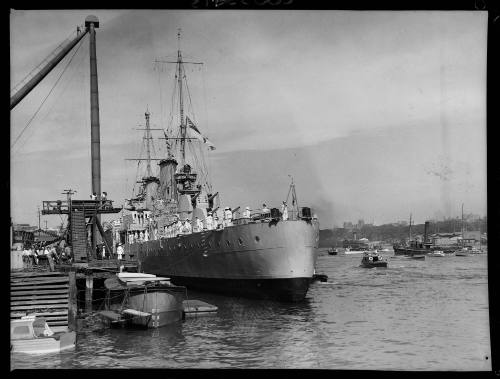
[230,207,314,223]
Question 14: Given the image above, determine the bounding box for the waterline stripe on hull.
[168,276,312,302]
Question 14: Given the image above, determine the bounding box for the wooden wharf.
[11,259,139,330]
[10,271,76,332]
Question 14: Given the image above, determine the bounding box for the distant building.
[357,219,365,228]
[430,232,462,246]
[343,221,354,229]
[12,224,37,247]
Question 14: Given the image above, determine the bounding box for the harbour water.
[11,249,490,370]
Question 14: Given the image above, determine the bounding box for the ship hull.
[126,219,319,302]
[393,246,456,256]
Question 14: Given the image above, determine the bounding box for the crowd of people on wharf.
[21,241,73,267]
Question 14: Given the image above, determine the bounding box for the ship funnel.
[159,157,178,201]
[143,177,160,209]
[424,221,429,243]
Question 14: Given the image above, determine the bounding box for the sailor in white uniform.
[281,201,288,221]
[224,207,233,227]
[176,220,183,236]
[205,212,214,230]
[196,217,204,232]
[183,220,192,234]
[242,206,251,219]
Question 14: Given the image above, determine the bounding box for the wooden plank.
[10,275,67,280]
[11,295,68,302]
[11,304,69,311]
[11,299,69,306]
[47,321,69,326]
[10,311,68,318]
[97,310,122,321]
[11,315,69,322]
[10,271,66,278]
[34,311,68,316]
[11,284,69,291]
[11,289,69,296]
[11,278,69,285]
[40,316,68,321]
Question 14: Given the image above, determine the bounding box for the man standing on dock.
[117,243,124,260]
[281,201,288,221]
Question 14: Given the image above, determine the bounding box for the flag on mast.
[186,116,216,150]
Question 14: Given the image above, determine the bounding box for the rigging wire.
[11,25,84,95]
[156,62,165,133]
[201,61,214,192]
[13,36,89,156]
[11,34,87,151]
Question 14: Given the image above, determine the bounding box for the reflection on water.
[11,251,490,370]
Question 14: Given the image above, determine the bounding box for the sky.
[10,9,487,229]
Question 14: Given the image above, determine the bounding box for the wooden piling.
[85,270,93,313]
[68,271,77,331]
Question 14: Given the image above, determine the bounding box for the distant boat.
[101,273,187,328]
[455,204,470,257]
[405,254,425,260]
[428,250,445,257]
[327,247,338,255]
[360,251,387,268]
[455,248,470,257]
[344,247,365,255]
[10,315,76,354]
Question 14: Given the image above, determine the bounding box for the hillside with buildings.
[319,216,487,248]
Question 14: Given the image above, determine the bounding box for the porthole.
[238,237,244,245]
[255,236,260,242]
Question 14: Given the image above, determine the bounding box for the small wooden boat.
[312,273,329,282]
[360,251,387,268]
[99,273,187,328]
[455,249,470,257]
[183,300,218,317]
[428,250,445,257]
[345,248,365,255]
[327,248,338,255]
[407,254,425,260]
[11,315,76,354]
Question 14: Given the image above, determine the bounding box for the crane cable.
[11,33,87,151]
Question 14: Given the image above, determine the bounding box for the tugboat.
[360,251,387,268]
[119,31,320,302]
[327,247,338,255]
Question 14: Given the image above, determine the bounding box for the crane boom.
[10,28,88,110]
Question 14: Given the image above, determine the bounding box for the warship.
[119,32,320,302]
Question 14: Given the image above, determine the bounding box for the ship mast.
[144,108,153,178]
[409,213,412,243]
[461,203,464,248]
[177,29,187,166]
